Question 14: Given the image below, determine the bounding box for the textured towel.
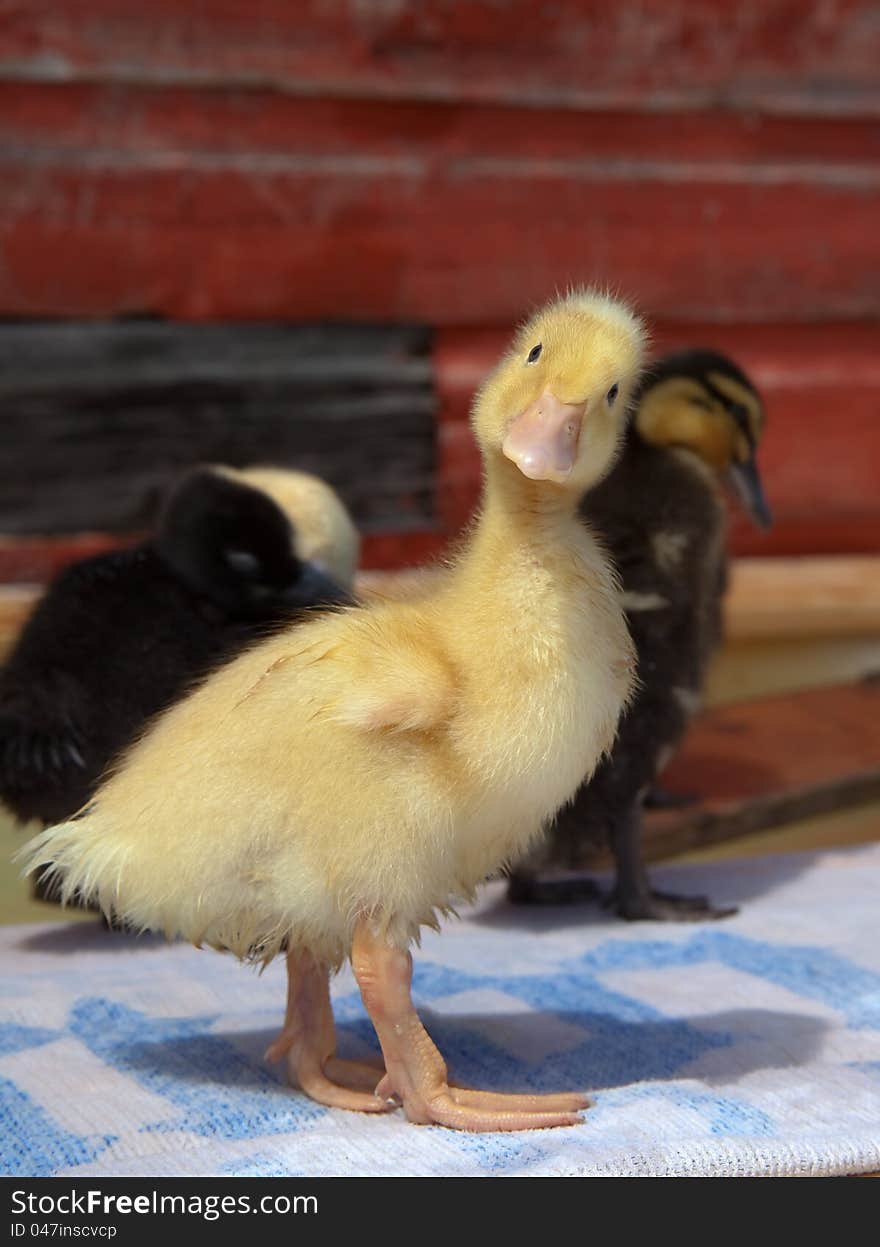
[2,844,880,1177]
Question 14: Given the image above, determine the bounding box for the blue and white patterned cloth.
[2,844,880,1177]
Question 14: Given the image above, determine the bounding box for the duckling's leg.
[265,947,391,1112]
[351,919,587,1131]
[610,800,737,921]
[643,784,697,810]
[507,869,601,905]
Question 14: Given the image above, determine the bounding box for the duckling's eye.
[224,549,261,578]
[606,383,619,405]
[526,343,542,364]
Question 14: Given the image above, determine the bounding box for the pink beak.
[502,390,586,483]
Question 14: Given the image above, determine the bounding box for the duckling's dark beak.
[281,562,354,610]
[728,455,773,529]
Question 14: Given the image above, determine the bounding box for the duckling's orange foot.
[289,1053,391,1114]
[267,946,391,1114]
[351,918,586,1132]
[375,1074,588,1131]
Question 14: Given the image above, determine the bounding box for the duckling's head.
[155,466,351,620]
[635,349,772,528]
[473,289,646,495]
[223,466,360,589]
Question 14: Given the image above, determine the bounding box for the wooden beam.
[725,557,880,641]
[4,556,879,656]
[550,680,880,869]
[0,585,40,663]
[2,2,878,115]
[1,84,878,321]
[360,558,880,642]
[0,530,450,588]
[641,680,880,862]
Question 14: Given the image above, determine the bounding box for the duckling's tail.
[15,805,138,929]
[15,804,278,956]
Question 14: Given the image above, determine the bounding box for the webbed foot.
[612,888,737,922]
[267,948,392,1114]
[353,921,586,1132]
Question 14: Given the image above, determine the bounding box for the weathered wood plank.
[359,558,880,644]
[640,680,880,861]
[4,318,874,561]
[434,323,880,556]
[2,1,879,115]
[1,84,878,321]
[0,530,450,589]
[0,322,432,395]
[0,322,436,535]
[726,557,880,641]
[5,81,880,166]
[5,557,879,654]
[547,680,880,869]
[0,585,41,663]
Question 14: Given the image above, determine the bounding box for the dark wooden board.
[0,83,878,322]
[568,681,880,868]
[0,321,436,536]
[2,317,878,569]
[3,1,878,115]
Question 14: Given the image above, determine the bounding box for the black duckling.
[0,465,357,837]
[508,349,771,920]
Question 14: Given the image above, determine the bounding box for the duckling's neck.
[465,456,587,572]
[439,450,632,847]
[443,455,616,641]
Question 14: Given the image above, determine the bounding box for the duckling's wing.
[331,648,456,733]
[238,615,456,735]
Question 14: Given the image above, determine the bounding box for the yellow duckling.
[21,290,645,1132]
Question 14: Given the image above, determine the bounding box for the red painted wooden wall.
[1,1,878,570]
